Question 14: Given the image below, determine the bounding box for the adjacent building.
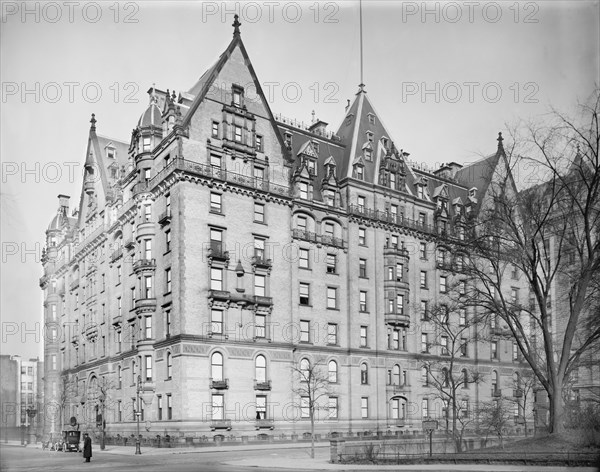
[40,19,534,438]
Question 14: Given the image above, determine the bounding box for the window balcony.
[208,290,231,302]
[210,378,229,390]
[255,418,274,430]
[252,295,273,307]
[251,256,272,270]
[386,383,410,394]
[110,247,123,263]
[391,418,406,427]
[292,228,318,244]
[384,312,410,328]
[254,380,271,391]
[383,244,410,259]
[207,242,229,263]
[135,298,157,314]
[133,258,156,273]
[158,210,171,226]
[210,419,232,431]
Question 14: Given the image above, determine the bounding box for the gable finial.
[232,14,241,36]
[90,113,96,132]
[497,131,504,151]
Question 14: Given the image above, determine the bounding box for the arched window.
[166,352,172,379]
[392,365,401,386]
[255,355,266,382]
[442,367,449,387]
[360,363,368,384]
[211,352,223,381]
[300,358,310,381]
[328,360,338,383]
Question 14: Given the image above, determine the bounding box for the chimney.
[58,194,70,213]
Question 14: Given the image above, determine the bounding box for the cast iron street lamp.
[26,407,37,445]
[98,392,106,451]
[135,375,142,455]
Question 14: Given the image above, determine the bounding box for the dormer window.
[389,173,396,190]
[368,113,375,125]
[232,84,244,107]
[356,166,364,180]
[417,185,424,199]
[284,132,292,148]
[312,141,320,153]
[324,190,334,206]
[107,148,115,159]
[307,159,316,175]
[255,135,263,152]
[469,187,477,198]
[142,137,151,152]
[366,131,374,142]
[234,126,243,143]
[365,149,372,161]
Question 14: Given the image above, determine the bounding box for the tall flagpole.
[359,0,364,91]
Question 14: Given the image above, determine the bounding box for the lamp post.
[26,408,37,445]
[98,392,106,451]
[135,375,142,455]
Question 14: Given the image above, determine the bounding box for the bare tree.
[457,90,600,434]
[57,375,78,433]
[506,369,536,436]
[478,396,513,449]
[291,357,331,459]
[420,277,485,452]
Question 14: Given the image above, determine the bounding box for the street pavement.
[0,441,597,472]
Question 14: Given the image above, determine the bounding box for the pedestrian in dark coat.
[83,433,92,462]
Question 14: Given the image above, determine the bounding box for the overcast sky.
[1,0,598,359]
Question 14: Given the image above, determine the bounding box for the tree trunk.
[548,388,565,434]
[310,416,315,458]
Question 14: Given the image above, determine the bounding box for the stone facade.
[40,21,534,438]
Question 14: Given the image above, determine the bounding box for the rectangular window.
[297,216,307,231]
[328,397,338,419]
[254,166,265,180]
[131,287,136,309]
[359,291,367,312]
[255,135,263,152]
[421,333,428,353]
[300,396,310,418]
[157,396,163,420]
[165,230,171,252]
[299,248,309,269]
[234,125,242,142]
[254,203,265,223]
[460,339,468,357]
[255,314,266,338]
[513,342,519,361]
[387,267,394,281]
[491,341,498,359]
[210,193,222,213]
[210,154,222,169]
[212,394,224,420]
[300,320,310,343]
[144,316,152,339]
[418,212,426,226]
[419,242,427,259]
[357,195,366,210]
[440,276,447,293]
[144,355,152,381]
[511,288,519,303]
[299,283,310,305]
[441,336,448,355]
[459,309,466,326]
[254,238,265,260]
[361,397,369,418]
[212,121,219,138]
[422,398,429,418]
[396,294,404,314]
[256,395,267,419]
[167,395,172,420]
[358,228,366,245]
[359,258,367,278]
[210,268,223,290]
[326,254,336,274]
[299,182,308,200]
[144,204,151,222]
[117,265,122,284]
[254,274,266,297]
[165,310,171,337]
[144,276,153,298]
[211,309,223,334]
[421,300,428,320]
[327,323,338,345]
[360,326,368,347]
[165,268,172,293]
[396,262,404,281]
[327,287,337,309]
[117,296,122,316]
[420,271,427,289]
[356,166,364,180]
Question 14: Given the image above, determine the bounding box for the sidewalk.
[4,440,596,471]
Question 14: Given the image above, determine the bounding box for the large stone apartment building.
[40,19,533,438]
